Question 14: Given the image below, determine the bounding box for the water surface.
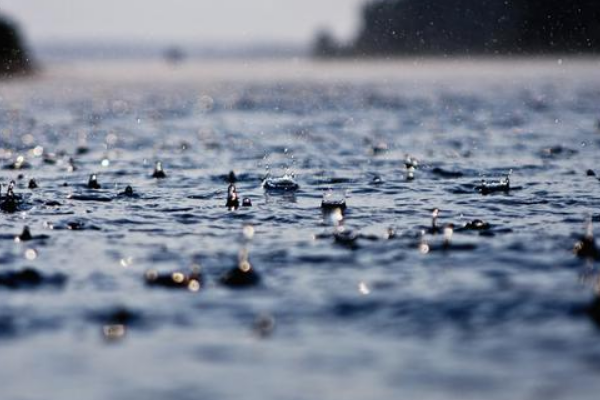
[1,58,600,400]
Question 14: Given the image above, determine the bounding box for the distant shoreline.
[31,53,600,64]
[14,57,596,89]
[29,40,600,64]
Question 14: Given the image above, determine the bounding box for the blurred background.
[0,0,361,62]
[1,0,599,71]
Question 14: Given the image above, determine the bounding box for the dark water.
[1,59,600,400]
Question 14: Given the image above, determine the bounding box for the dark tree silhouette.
[314,0,600,57]
[516,0,600,52]
[0,15,33,77]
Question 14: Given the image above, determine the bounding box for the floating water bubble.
[370,141,388,156]
[262,174,299,192]
[242,198,252,207]
[118,185,136,198]
[475,172,511,195]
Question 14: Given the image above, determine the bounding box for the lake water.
[1,58,600,400]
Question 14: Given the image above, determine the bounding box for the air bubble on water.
[101,159,110,167]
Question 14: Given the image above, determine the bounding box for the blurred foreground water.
[1,58,600,400]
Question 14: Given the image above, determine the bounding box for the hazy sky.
[0,0,364,45]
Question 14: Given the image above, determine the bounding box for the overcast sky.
[0,0,364,45]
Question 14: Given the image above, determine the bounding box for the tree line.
[0,15,32,77]
[314,0,600,57]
